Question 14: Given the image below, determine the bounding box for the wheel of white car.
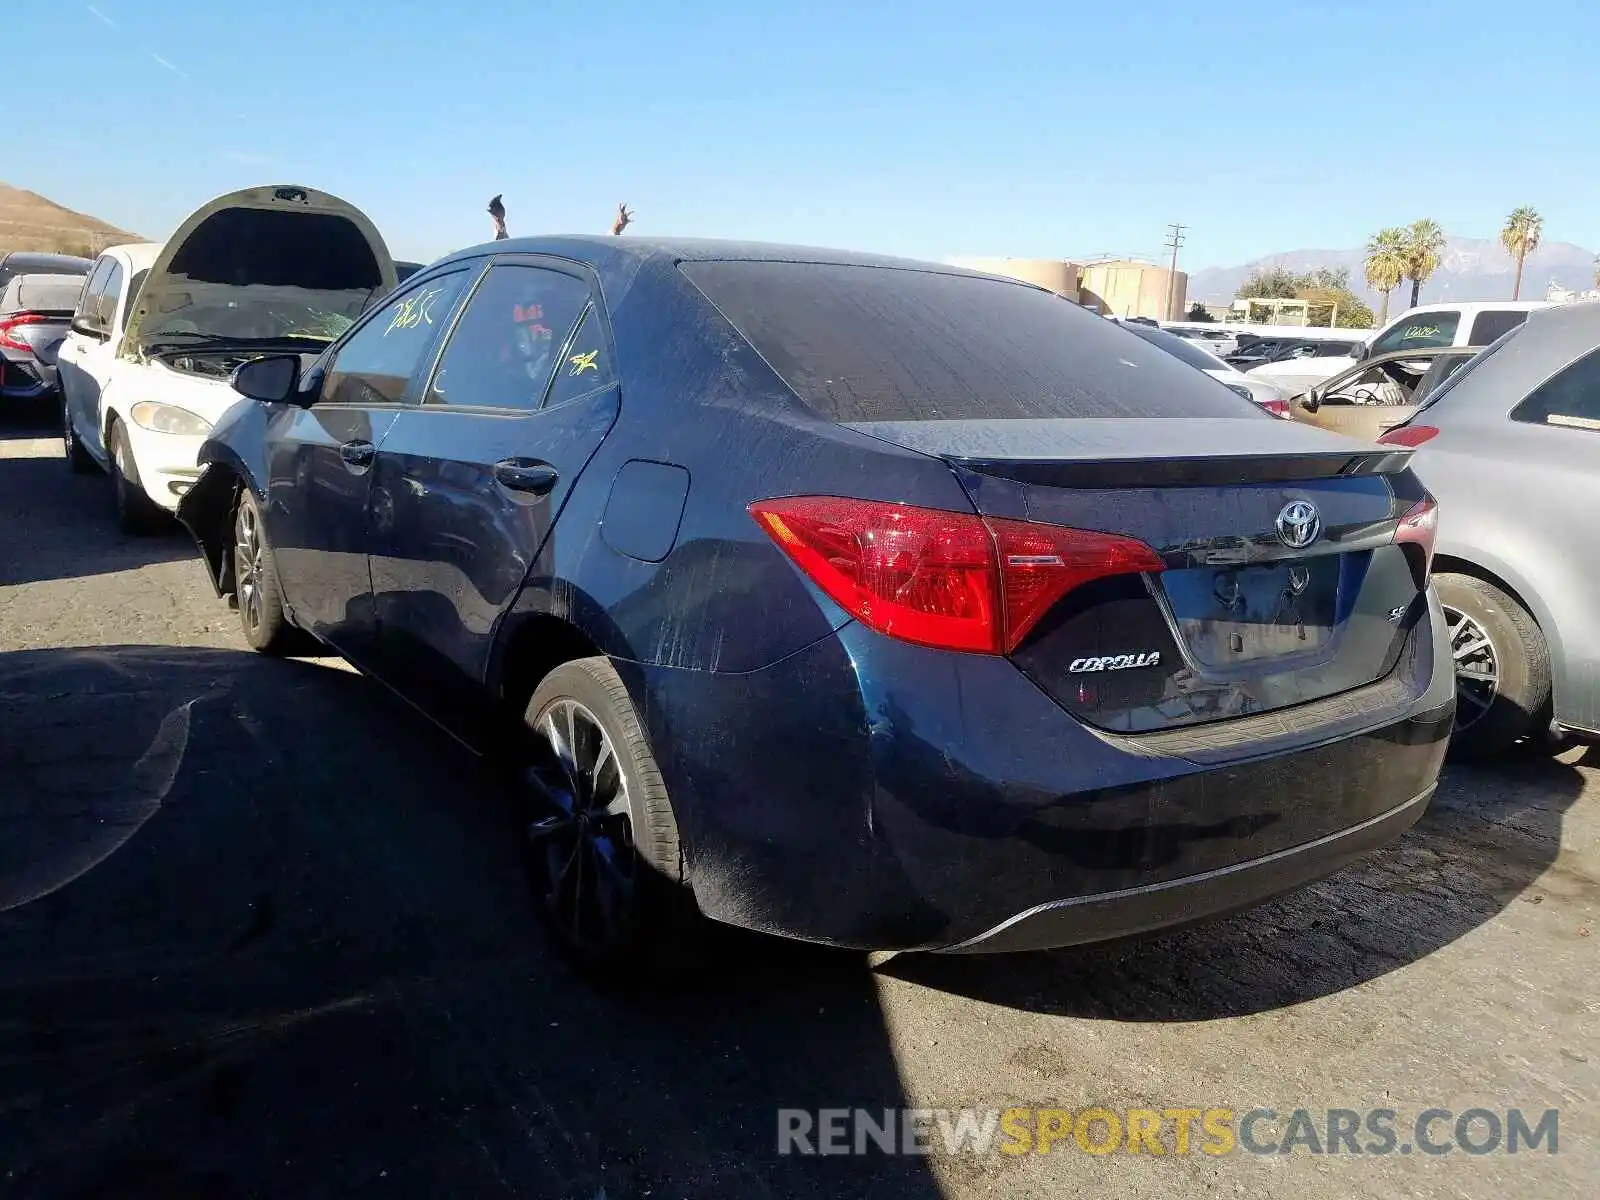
[62,395,98,475]
[107,419,167,535]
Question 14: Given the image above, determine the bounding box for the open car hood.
[124,184,396,357]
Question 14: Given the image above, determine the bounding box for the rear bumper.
[617,589,1454,952]
[0,353,57,399]
[939,777,1437,953]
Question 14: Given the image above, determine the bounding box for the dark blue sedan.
[178,237,1454,977]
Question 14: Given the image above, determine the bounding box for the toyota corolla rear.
[612,257,1454,953]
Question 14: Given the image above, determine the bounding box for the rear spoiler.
[947,450,1413,489]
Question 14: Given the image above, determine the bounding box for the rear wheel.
[108,419,166,535]
[1435,572,1551,759]
[517,657,703,980]
[62,395,97,475]
[233,490,318,656]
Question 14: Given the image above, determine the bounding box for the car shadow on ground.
[884,749,1587,1020]
[0,403,195,587]
[0,646,941,1200]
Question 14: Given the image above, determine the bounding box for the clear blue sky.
[15,0,1600,268]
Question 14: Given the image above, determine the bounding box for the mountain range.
[0,183,136,258]
[1188,236,1600,309]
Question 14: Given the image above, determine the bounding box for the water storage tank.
[1077,260,1188,321]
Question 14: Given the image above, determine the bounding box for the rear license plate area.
[1160,560,1340,667]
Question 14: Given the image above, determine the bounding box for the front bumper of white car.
[121,422,211,511]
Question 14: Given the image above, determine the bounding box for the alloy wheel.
[235,502,264,634]
[524,698,637,954]
[1442,603,1500,734]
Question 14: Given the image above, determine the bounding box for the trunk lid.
[846,416,1429,733]
[124,184,397,359]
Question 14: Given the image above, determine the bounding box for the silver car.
[1376,301,1600,756]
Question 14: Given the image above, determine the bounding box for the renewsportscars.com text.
[777,1106,1559,1157]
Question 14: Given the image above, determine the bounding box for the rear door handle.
[339,440,376,468]
[493,459,559,495]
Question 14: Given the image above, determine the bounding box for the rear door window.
[1512,345,1600,430]
[423,263,591,411]
[1371,311,1459,354]
[545,305,617,408]
[1468,309,1530,345]
[681,261,1255,422]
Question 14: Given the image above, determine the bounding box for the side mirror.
[1302,390,1321,413]
[1349,342,1369,362]
[69,315,104,340]
[232,353,301,404]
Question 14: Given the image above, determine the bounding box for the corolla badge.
[1069,652,1161,674]
[1275,500,1322,550]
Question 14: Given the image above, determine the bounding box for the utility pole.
[1163,222,1187,319]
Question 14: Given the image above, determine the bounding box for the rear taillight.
[748,496,1164,654]
[0,313,49,352]
[1394,495,1439,581]
[1377,425,1439,447]
[1259,398,1291,419]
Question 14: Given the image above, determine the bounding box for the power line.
[1163,223,1187,318]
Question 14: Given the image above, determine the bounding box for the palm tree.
[1363,227,1408,325]
[1500,206,1543,300]
[1403,219,1447,309]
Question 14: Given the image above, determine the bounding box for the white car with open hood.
[57,184,396,532]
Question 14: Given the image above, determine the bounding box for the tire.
[517,657,703,980]
[1435,572,1551,760]
[62,395,98,475]
[232,489,319,656]
[107,419,167,535]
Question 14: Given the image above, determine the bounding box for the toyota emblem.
[1276,500,1321,549]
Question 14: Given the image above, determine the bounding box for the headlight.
[129,401,213,436]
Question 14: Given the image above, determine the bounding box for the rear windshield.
[681,261,1260,422]
[4,273,83,314]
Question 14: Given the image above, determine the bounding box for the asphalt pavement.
[1,401,1595,1199]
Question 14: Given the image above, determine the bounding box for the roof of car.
[1,250,92,273]
[100,242,164,271]
[1427,300,1600,417]
[432,235,1006,281]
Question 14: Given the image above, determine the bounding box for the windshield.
[140,282,371,344]
[1125,322,1227,371]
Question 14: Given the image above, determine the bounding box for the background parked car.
[0,274,83,401]
[1169,326,1239,358]
[1241,338,1365,393]
[1249,302,1549,395]
[0,250,91,294]
[177,237,1451,979]
[1373,302,1600,757]
[1284,346,1479,439]
[1122,321,1290,413]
